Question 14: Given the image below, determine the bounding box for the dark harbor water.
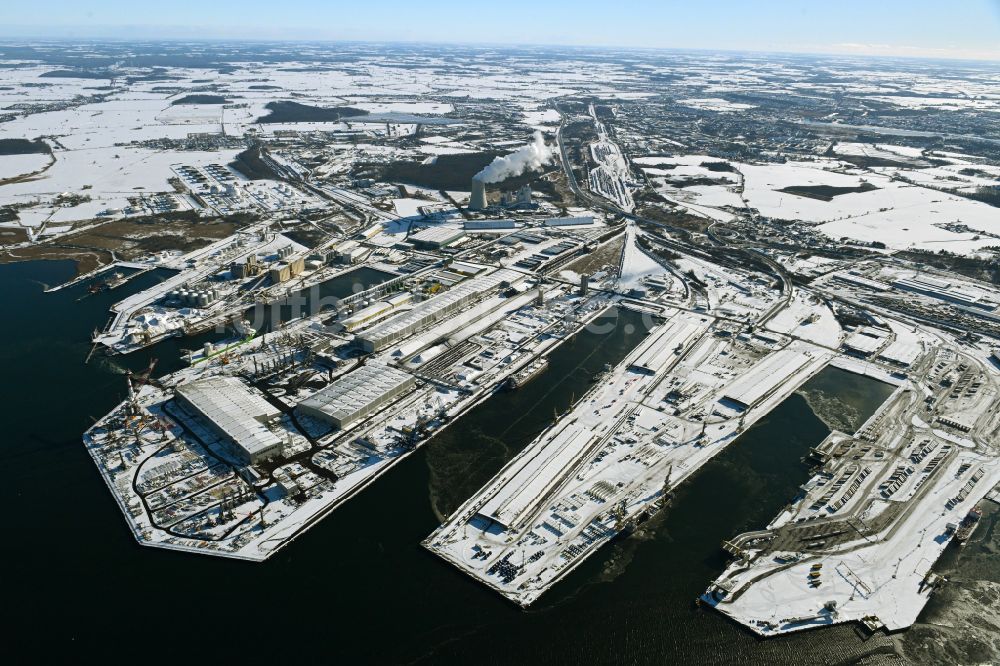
[0,259,940,665]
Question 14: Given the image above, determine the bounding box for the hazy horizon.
[2,0,1000,62]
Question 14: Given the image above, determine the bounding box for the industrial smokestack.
[469,177,487,211]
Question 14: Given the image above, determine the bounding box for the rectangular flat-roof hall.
[175,375,283,465]
[722,349,812,409]
[297,364,416,430]
[355,268,519,352]
[476,423,597,531]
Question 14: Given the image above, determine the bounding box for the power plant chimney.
[469,177,487,211]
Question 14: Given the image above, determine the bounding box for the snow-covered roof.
[176,376,282,459]
[298,364,414,427]
[723,349,813,407]
[477,423,596,530]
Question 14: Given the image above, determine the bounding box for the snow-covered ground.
[618,223,668,290]
[0,152,51,180]
[637,154,1000,255]
[678,98,756,112]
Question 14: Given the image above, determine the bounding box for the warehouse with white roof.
[410,226,467,249]
[722,349,813,409]
[629,319,702,375]
[842,330,884,357]
[296,365,416,430]
[356,269,520,352]
[476,423,598,531]
[878,341,922,367]
[175,376,284,465]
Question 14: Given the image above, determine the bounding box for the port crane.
[127,357,162,389]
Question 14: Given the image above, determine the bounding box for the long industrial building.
[475,423,598,531]
[892,275,991,309]
[629,319,702,374]
[833,272,891,292]
[296,364,416,430]
[410,227,467,249]
[339,292,412,332]
[465,219,516,231]
[722,348,813,409]
[175,376,284,465]
[543,216,594,227]
[355,268,520,352]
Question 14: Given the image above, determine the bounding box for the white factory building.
[877,341,922,367]
[629,319,702,374]
[476,423,598,531]
[892,274,992,309]
[297,364,416,430]
[355,268,520,352]
[842,330,885,357]
[722,349,813,409]
[543,216,594,227]
[339,292,413,332]
[175,376,284,465]
[410,226,468,249]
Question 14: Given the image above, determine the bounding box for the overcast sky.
[2,0,1000,62]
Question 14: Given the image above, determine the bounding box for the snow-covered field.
[740,160,1000,253]
[635,153,1000,255]
[1,146,239,227]
[0,152,51,180]
[678,98,756,112]
[618,223,667,290]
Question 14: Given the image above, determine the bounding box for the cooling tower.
[469,177,487,211]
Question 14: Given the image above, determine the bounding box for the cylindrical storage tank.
[198,294,209,307]
[203,342,214,356]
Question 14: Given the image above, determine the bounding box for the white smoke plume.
[474,131,554,183]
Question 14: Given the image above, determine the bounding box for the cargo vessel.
[506,357,548,389]
[955,507,983,545]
